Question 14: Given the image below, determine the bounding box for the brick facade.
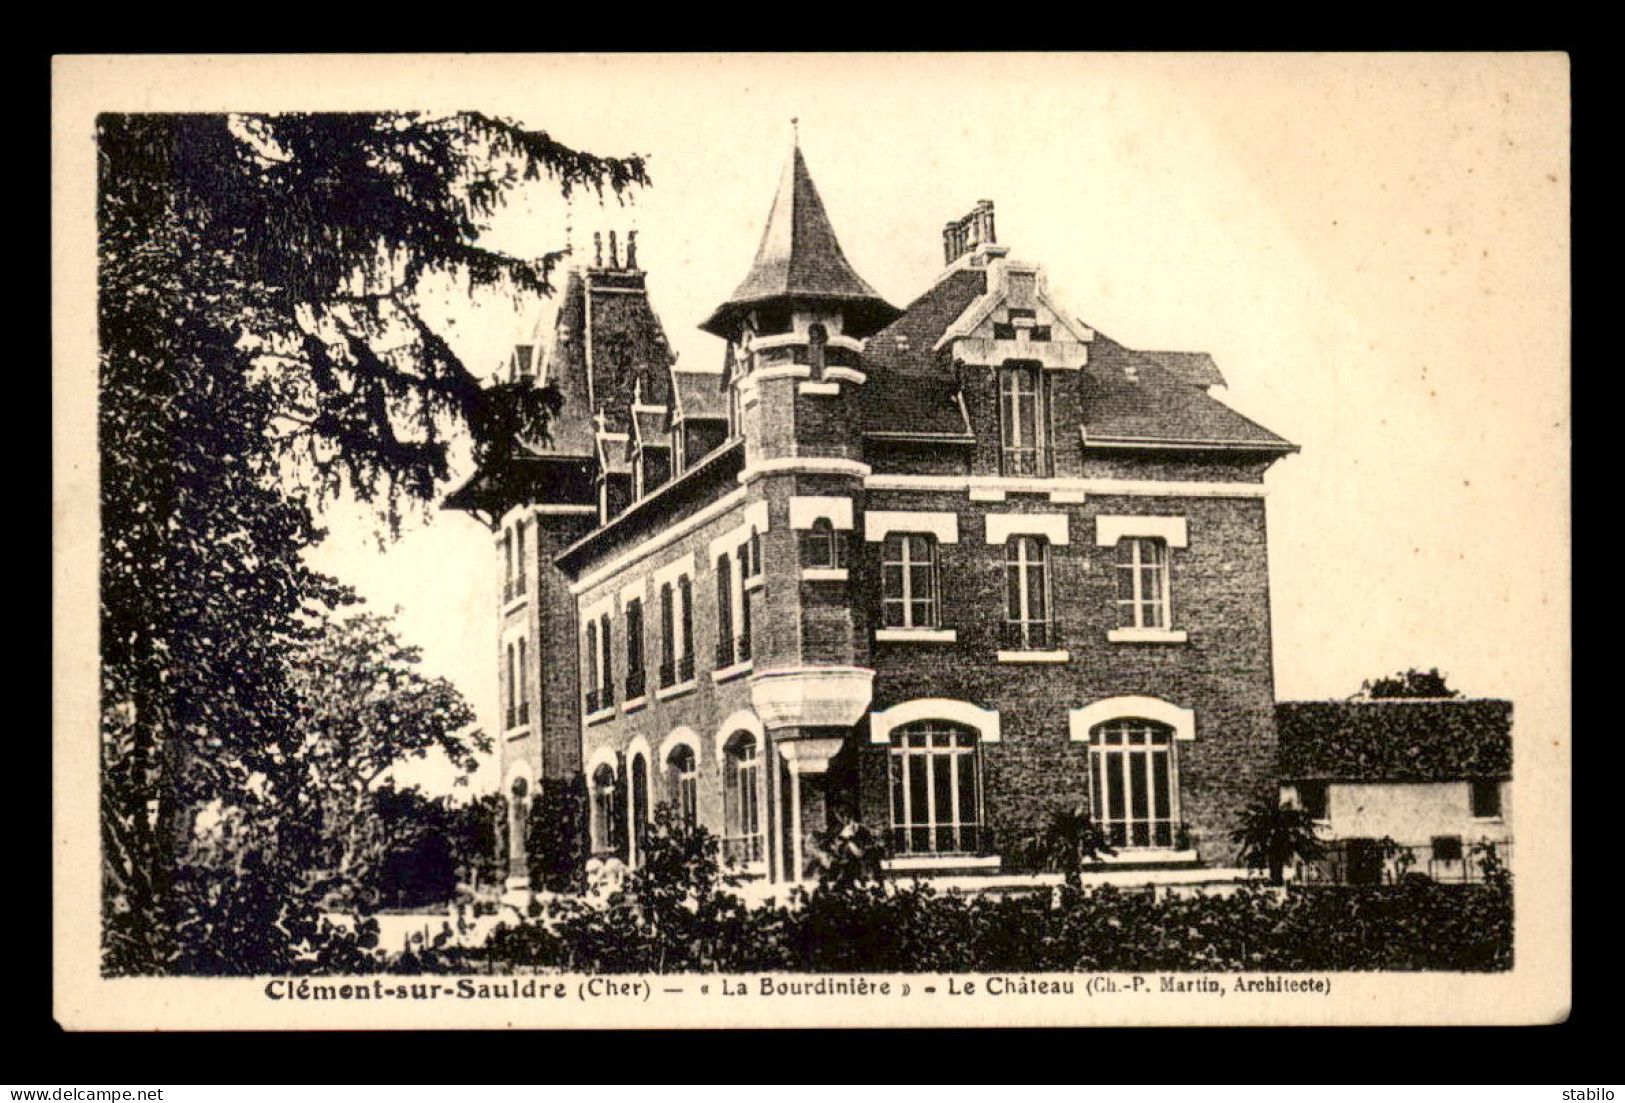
[447,142,1298,888]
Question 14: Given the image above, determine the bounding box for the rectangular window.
[659,582,675,688]
[1115,537,1171,630]
[1297,780,1328,821]
[881,533,939,628]
[677,574,695,682]
[1432,835,1464,863]
[625,598,645,700]
[502,531,514,603]
[583,621,599,714]
[514,520,528,596]
[715,555,735,667]
[999,364,1049,476]
[516,637,529,726]
[1470,779,1503,819]
[598,613,614,706]
[504,641,516,729]
[1004,535,1052,648]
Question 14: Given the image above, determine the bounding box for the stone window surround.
[863,510,959,545]
[1067,696,1197,743]
[1096,515,1189,644]
[869,698,1002,745]
[984,512,1071,546]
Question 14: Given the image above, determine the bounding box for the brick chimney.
[942,199,1000,265]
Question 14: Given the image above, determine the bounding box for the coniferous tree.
[98,112,646,973]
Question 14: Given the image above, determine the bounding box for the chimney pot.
[609,230,619,268]
[627,230,639,270]
[593,231,603,268]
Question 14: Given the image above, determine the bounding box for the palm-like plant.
[1232,793,1324,885]
[1023,806,1118,889]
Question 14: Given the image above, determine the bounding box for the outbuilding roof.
[1276,699,1513,782]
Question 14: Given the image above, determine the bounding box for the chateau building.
[446,142,1299,891]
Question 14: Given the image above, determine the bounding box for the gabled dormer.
[628,385,673,499]
[935,257,1094,372]
[592,413,633,523]
[667,366,730,475]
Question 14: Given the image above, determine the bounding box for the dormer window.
[998,363,1050,477]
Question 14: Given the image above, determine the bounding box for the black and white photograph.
[52,52,1570,1029]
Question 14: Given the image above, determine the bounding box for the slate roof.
[1079,332,1295,450]
[700,145,901,339]
[1143,350,1225,389]
[856,268,986,438]
[671,368,728,423]
[440,454,595,517]
[1276,699,1513,782]
[631,406,669,447]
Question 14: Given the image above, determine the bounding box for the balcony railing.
[888,823,994,857]
[516,701,529,727]
[715,633,753,669]
[1295,839,1512,886]
[1000,447,1052,478]
[625,665,645,701]
[1000,618,1063,651]
[514,574,528,597]
[721,833,765,868]
[504,706,516,730]
[502,580,514,603]
[677,653,695,683]
[658,659,676,689]
[583,689,600,715]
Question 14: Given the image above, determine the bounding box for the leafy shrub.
[383,813,1511,976]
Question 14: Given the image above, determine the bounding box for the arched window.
[888,721,983,854]
[1089,718,1178,849]
[590,763,619,856]
[881,533,939,628]
[1004,535,1052,649]
[722,732,764,867]
[629,754,650,863]
[808,322,828,377]
[668,743,698,827]
[509,777,530,873]
[800,516,846,570]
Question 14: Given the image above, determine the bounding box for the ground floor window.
[723,732,764,866]
[888,721,983,854]
[590,764,619,856]
[629,754,650,863]
[668,743,698,827]
[1088,718,1178,848]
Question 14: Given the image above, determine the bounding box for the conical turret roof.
[700,145,901,339]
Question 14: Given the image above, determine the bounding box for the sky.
[291,53,1570,796]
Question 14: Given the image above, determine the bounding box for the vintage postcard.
[53,52,1571,1029]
